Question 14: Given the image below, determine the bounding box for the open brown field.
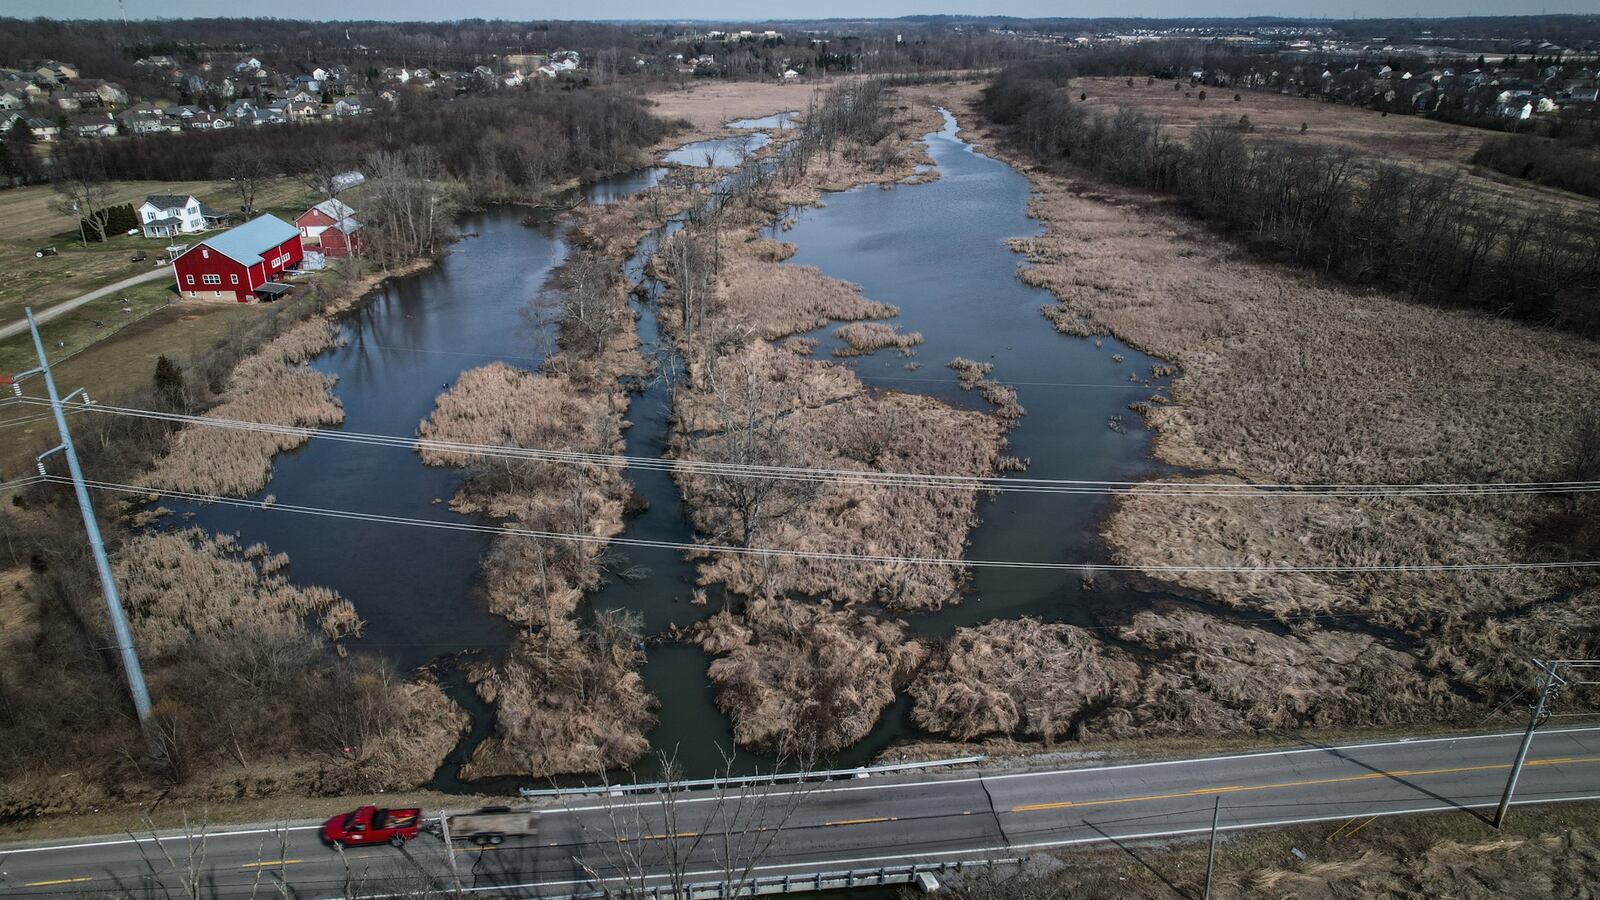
[1072,75,1599,213]
[645,79,835,144]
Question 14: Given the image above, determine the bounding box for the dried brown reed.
[909,618,1139,742]
[695,598,925,753]
[115,529,344,661]
[832,322,924,357]
[142,318,344,496]
[461,616,656,778]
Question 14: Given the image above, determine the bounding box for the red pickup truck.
[321,806,422,849]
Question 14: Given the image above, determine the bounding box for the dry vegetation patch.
[910,618,1138,743]
[832,321,924,356]
[142,317,343,496]
[463,615,655,779]
[676,365,1006,610]
[711,240,899,340]
[115,528,351,660]
[645,80,830,145]
[418,360,630,624]
[1095,606,1467,738]
[694,598,924,754]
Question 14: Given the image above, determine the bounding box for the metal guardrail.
[518,756,988,799]
[549,858,1023,899]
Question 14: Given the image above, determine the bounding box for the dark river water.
[177,110,1173,785]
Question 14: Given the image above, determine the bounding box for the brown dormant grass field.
[1071,75,1599,214]
[645,79,833,145]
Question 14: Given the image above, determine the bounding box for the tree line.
[983,59,1600,333]
[40,86,672,198]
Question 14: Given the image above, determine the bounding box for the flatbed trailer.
[435,807,541,845]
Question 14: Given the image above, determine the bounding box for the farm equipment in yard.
[321,806,422,849]
[431,807,541,846]
[34,247,57,258]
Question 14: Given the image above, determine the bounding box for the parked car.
[34,246,57,258]
[321,806,422,849]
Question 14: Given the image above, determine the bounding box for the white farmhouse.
[138,195,224,239]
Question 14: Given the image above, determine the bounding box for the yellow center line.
[1010,755,1600,814]
[240,859,302,868]
[825,816,897,827]
[24,877,95,887]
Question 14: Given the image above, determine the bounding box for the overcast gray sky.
[9,0,1586,21]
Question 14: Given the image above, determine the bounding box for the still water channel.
[178,110,1174,786]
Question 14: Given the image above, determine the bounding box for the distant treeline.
[983,59,1600,334]
[47,88,673,202]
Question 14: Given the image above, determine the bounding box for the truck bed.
[446,808,540,841]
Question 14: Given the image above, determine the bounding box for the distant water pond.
[663,132,771,167]
[727,111,799,130]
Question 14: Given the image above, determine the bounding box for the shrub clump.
[832,322,924,357]
[910,618,1138,743]
[695,599,925,755]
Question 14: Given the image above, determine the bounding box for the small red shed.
[172,214,303,302]
[296,199,364,258]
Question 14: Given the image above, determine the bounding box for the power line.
[45,474,1600,575]
[16,396,1600,499]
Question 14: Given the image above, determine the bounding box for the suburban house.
[24,117,60,142]
[68,113,118,138]
[138,195,226,238]
[295,199,364,257]
[172,214,303,302]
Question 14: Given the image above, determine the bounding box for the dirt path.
[0,265,171,341]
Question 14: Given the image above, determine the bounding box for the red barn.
[172,214,303,302]
[295,199,365,258]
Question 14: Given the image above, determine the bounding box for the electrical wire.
[41,474,1600,575]
[15,396,1600,499]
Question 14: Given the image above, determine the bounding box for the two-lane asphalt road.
[2,726,1596,897]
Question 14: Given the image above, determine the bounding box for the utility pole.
[440,811,461,892]
[1204,796,1220,900]
[14,307,154,741]
[1493,659,1566,829]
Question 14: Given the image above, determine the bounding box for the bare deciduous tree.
[574,747,815,898]
[51,153,116,245]
[694,360,821,549]
[214,144,274,216]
